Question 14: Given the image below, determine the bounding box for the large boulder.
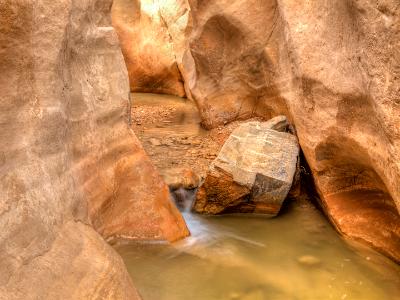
[194,116,299,215]
[0,0,187,298]
[112,0,190,97]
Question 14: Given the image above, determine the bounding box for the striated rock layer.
[0,0,188,298]
[112,0,190,97]
[183,0,400,262]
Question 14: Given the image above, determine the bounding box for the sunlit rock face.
[112,0,190,97]
[0,0,187,298]
[184,0,400,262]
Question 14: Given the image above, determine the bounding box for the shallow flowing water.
[117,93,400,300]
[116,201,400,300]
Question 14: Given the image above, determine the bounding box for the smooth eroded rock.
[0,0,188,298]
[194,116,299,215]
[183,0,289,128]
[324,190,400,264]
[112,0,189,97]
[1,222,141,300]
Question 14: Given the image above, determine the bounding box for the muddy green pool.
[116,201,400,300]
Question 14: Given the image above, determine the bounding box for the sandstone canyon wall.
[182,0,400,262]
[184,0,289,128]
[0,0,188,298]
[112,0,191,97]
[276,0,400,263]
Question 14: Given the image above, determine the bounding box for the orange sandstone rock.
[112,0,190,97]
[0,0,188,298]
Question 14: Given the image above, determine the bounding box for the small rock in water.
[297,255,321,266]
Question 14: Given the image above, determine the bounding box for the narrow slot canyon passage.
[115,93,400,300]
[2,0,400,299]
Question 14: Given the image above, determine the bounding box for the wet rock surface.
[194,116,299,215]
[325,190,400,264]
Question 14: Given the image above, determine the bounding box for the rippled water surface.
[116,202,400,300]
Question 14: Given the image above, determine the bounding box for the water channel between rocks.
[115,93,400,300]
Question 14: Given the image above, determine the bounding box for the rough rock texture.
[112,0,190,97]
[0,0,187,298]
[194,116,299,215]
[184,0,400,262]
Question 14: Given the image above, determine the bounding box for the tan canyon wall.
[112,0,191,97]
[0,0,188,298]
[183,0,400,262]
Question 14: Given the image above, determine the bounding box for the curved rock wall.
[277,0,400,263]
[112,0,190,97]
[0,0,188,298]
[184,0,289,128]
[182,0,400,262]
